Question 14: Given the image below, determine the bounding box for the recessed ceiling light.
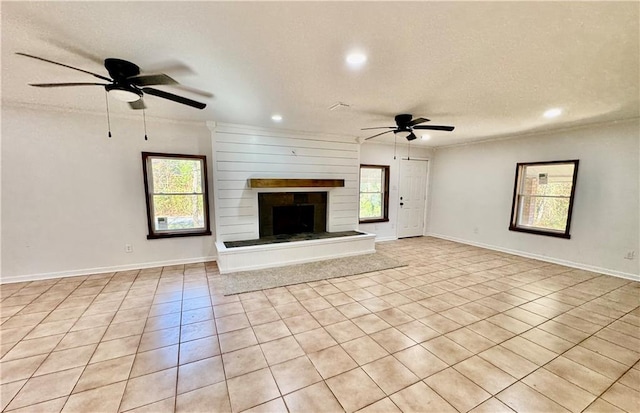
[421,134,431,141]
[271,114,282,122]
[346,52,367,69]
[543,108,562,118]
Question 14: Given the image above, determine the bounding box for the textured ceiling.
[2,2,638,146]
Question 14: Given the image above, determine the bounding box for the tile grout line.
[492,297,639,413]
[240,250,631,413]
[208,276,233,413]
[1,241,637,413]
[76,271,148,412]
[3,273,118,411]
[328,253,634,412]
[113,269,166,413]
[448,274,638,412]
[242,243,612,412]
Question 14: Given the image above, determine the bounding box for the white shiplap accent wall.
[209,123,360,242]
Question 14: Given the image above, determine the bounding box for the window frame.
[142,152,212,239]
[508,159,579,239]
[358,164,390,224]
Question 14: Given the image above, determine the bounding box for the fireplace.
[273,205,314,234]
[259,192,327,237]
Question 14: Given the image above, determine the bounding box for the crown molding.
[2,100,209,126]
[435,116,640,151]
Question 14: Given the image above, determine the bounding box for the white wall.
[5,106,636,282]
[1,105,216,282]
[359,142,434,241]
[211,123,360,242]
[428,119,639,279]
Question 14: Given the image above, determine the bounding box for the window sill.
[509,226,570,239]
[147,230,212,240]
[359,218,389,224]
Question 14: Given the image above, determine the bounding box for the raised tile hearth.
[216,232,376,274]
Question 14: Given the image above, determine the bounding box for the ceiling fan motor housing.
[104,58,140,81]
[395,114,416,140]
[104,59,144,102]
[395,114,413,127]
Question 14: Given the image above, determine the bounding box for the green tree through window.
[359,165,389,223]
[142,152,211,239]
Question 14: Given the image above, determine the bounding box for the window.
[359,164,390,223]
[509,160,579,238]
[142,152,211,239]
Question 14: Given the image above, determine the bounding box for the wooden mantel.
[248,178,345,188]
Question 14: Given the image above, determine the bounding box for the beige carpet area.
[222,253,404,295]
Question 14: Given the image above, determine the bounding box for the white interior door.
[397,159,428,238]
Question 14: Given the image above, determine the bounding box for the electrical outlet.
[125,244,133,253]
[624,251,636,260]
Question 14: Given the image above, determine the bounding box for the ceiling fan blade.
[407,117,430,127]
[128,74,177,86]
[43,38,104,65]
[144,60,195,76]
[361,126,394,131]
[129,99,147,110]
[365,130,394,140]
[406,132,418,141]
[142,87,206,109]
[170,84,214,98]
[413,125,455,131]
[16,52,112,82]
[29,82,107,87]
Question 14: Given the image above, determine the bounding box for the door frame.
[397,157,431,238]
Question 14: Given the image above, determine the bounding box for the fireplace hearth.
[258,192,327,238]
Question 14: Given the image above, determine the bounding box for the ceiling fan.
[16,52,207,110]
[363,114,455,141]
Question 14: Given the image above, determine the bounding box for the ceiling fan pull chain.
[394,134,397,160]
[408,140,411,160]
[143,107,148,141]
[104,90,112,138]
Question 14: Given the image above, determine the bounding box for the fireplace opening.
[273,205,314,235]
[259,192,327,238]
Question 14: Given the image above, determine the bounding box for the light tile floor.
[1,237,639,412]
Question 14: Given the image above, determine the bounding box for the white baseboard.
[426,233,639,282]
[0,255,218,285]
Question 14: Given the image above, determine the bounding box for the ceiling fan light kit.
[394,129,413,140]
[105,84,142,102]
